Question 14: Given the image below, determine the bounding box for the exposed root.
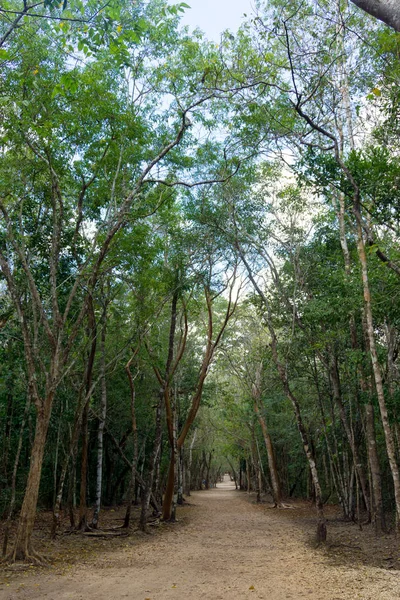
[328,543,362,551]
[81,530,129,538]
[1,548,50,567]
[148,518,160,527]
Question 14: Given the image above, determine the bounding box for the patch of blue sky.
[170,0,255,41]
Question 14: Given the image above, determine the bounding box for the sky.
[175,0,255,41]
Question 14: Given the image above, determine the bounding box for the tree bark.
[185,429,197,496]
[139,394,163,531]
[78,403,89,531]
[91,312,107,529]
[254,402,282,506]
[78,299,97,531]
[7,394,54,562]
[365,403,385,533]
[252,361,283,506]
[354,202,400,527]
[1,376,14,491]
[2,395,31,557]
[350,0,400,31]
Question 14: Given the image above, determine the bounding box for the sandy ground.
[1,478,400,600]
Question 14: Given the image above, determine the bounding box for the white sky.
[175,0,255,40]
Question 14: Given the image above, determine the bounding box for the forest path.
[2,478,400,600]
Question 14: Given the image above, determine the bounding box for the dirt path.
[2,479,400,599]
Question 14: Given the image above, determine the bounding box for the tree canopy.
[1,0,400,562]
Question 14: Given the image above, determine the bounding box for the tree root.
[265,502,294,509]
[81,530,129,538]
[1,547,50,567]
[328,543,362,551]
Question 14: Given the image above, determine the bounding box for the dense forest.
[1,0,400,567]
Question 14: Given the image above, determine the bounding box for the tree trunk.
[91,314,107,529]
[205,451,213,490]
[226,457,238,489]
[52,400,63,509]
[67,460,76,529]
[177,447,184,505]
[329,354,371,520]
[313,356,349,518]
[251,437,262,503]
[8,395,54,562]
[254,401,282,506]
[2,395,31,557]
[78,300,97,531]
[139,394,163,532]
[350,0,400,32]
[1,377,14,492]
[185,429,197,496]
[52,388,85,538]
[354,203,400,527]
[365,403,385,533]
[164,402,178,521]
[78,402,89,531]
[123,352,139,528]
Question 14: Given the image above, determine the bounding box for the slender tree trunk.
[1,378,14,491]
[139,394,163,532]
[78,402,89,531]
[354,203,400,527]
[52,400,63,509]
[246,458,251,493]
[177,447,184,505]
[167,401,179,522]
[313,357,349,517]
[251,435,262,503]
[153,440,163,506]
[226,457,238,489]
[205,451,213,490]
[123,347,139,528]
[185,429,197,496]
[92,314,107,529]
[329,354,371,520]
[253,401,283,506]
[2,395,31,557]
[365,403,385,533]
[67,459,76,529]
[159,290,180,522]
[52,388,85,537]
[78,300,97,531]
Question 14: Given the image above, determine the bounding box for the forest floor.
[1,478,400,599]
